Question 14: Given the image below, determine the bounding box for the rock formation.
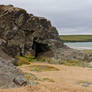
[0,5,63,58]
[0,5,89,63]
[0,57,27,88]
[0,5,65,89]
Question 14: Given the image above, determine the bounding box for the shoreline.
[71,47,92,50]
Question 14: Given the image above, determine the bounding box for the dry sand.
[1,62,92,92]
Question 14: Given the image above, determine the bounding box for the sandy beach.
[72,47,92,50]
[1,62,92,92]
[64,42,92,50]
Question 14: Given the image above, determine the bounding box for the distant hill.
[60,35,92,42]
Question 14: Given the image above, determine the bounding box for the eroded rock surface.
[0,5,64,88]
[0,5,63,57]
[0,57,27,88]
[0,5,90,63]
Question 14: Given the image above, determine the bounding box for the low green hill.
[60,35,92,42]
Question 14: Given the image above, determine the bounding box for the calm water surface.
[64,42,92,50]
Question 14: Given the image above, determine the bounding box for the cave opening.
[32,41,49,57]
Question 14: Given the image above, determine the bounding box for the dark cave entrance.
[32,41,49,57]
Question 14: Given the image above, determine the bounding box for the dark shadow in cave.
[32,41,49,57]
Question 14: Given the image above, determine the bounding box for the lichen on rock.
[0,5,63,58]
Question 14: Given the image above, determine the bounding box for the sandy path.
[1,62,92,92]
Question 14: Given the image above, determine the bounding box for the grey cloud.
[0,0,92,35]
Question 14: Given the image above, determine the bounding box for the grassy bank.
[60,35,92,42]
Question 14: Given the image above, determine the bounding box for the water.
[64,42,92,50]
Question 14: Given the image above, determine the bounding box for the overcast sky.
[0,0,92,35]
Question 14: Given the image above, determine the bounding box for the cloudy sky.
[0,0,92,35]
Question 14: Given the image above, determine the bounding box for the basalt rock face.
[0,5,63,57]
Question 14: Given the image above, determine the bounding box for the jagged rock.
[0,57,27,88]
[0,5,63,57]
[50,47,89,64]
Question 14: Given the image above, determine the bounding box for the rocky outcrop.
[50,47,89,64]
[0,5,63,58]
[0,5,64,88]
[0,57,27,88]
[0,5,90,63]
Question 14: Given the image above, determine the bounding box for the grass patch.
[24,73,55,84]
[37,57,48,62]
[29,65,59,72]
[16,56,30,66]
[24,73,39,81]
[82,50,92,61]
[78,80,91,84]
[16,54,91,68]
[16,54,51,66]
[88,57,92,61]
[16,54,37,66]
[42,78,55,83]
[61,60,89,67]
[77,80,92,87]
[60,35,92,42]
[83,50,92,55]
